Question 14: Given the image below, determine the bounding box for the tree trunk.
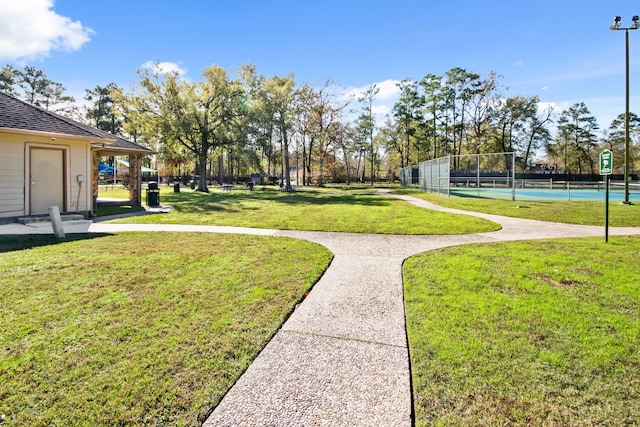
[197,149,209,192]
[306,136,314,185]
[370,143,375,186]
[228,148,234,182]
[432,108,438,159]
[302,140,307,187]
[281,118,292,190]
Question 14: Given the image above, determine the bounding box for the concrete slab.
[203,331,411,427]
[282,254,407,347]
[0,220,93,235]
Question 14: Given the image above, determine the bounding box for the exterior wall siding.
[0,138,26,217]
[0,131,93,219]
[66,140,92,213]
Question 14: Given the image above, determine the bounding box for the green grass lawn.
[7,183,639,425]
[97,185,131,199]
[106,186,500,235]
[96,203,146,217]
[0,232,332,426]
[95,185,145,217]
[404,236,640,425]
[393,188,640,227]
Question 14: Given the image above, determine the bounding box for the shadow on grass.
[162,188,394,214]
[0,233,113,253]
[96,204,147,217]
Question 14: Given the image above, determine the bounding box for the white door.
[30,148,65,214]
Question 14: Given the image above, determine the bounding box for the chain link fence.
[401,152,515,200]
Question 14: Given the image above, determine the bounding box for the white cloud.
[577,95,638,128]
[0,0,93,61]
[345,79,400,102]
[536,101,559,114]
[141,61,187,76]
[374,79,401,100]
[537,95,640,132]
[341,79,401,126]
[514,60,524,67]
[372,104,391,116]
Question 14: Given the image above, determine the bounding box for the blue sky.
[1,0,639,133]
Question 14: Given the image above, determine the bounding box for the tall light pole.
[610,15,639,204]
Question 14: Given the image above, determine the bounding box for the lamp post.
[610,15,639,204]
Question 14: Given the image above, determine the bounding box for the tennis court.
[450,181,640,202]
[401,153,639,203]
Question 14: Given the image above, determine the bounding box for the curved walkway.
[2,194,639,426]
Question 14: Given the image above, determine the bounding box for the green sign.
[600,150,613,175]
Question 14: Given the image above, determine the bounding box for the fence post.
[477,154,481,197]
[512,152,516,201]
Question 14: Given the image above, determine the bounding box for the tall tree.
[419,74,443,158]
[0,64,19,96]
[336,123,358,184]
[466,71,501,154]
[392,78,423,167]
[240,66,278,178]
[224,63,264,181]
[118,63,241,192]
[492,95,533,153]
[522,102,553,171]
[264,74,297,190]
[552,102,599,175]
[548,114,571,174]
[379,117,408,174]
[306,80,348,186]
[295,84,317,185]
[490,94,551,170]
[17,66,75,110]
[443,67,477,167]
[84,83,123,134]
[41,81,75,111]
[17,66,47,105]
[356,84,379,185]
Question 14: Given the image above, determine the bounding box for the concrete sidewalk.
[203,207,639,426]
[2,195,639,426]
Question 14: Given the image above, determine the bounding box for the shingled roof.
[0,91,153,154]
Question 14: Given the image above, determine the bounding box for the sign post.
[600,150,613,242]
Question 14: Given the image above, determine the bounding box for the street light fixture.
[610,15,639,204]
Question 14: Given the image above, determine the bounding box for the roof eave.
[94,146,157,156]
[0,127,116,144]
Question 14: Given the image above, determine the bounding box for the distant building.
[526,163,558,174]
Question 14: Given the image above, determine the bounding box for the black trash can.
[173,182,180,193]
[146,188,160,206]
[148,181,158,190]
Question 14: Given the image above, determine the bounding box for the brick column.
[92,151,100,212]
[128,154,142,205]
